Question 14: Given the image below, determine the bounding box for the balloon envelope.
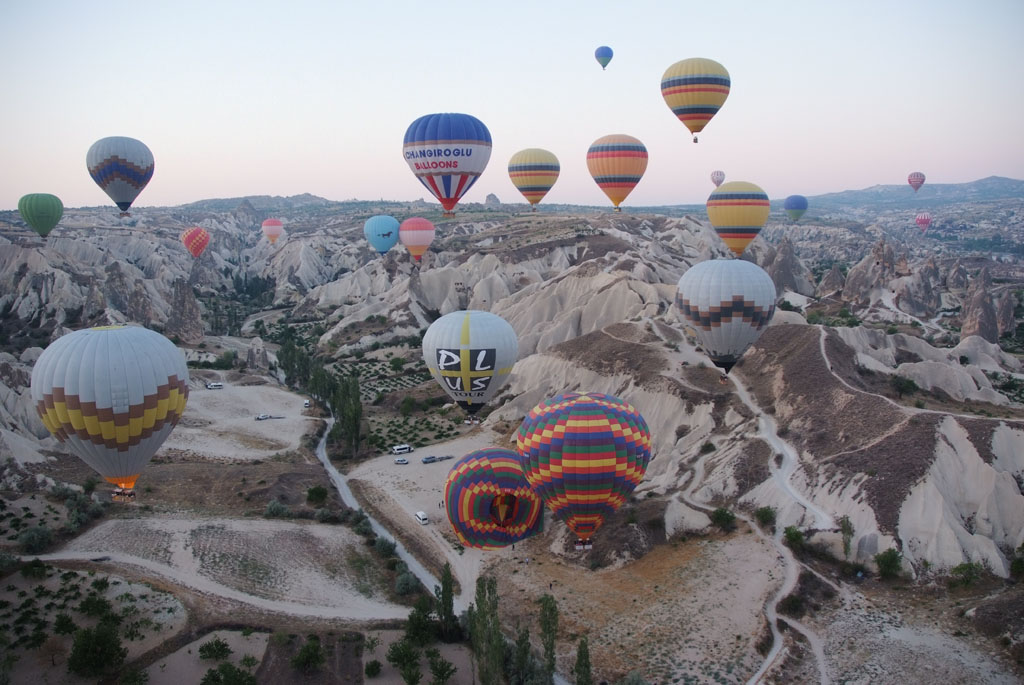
[661,58,731,140]
[594,46,613,69]
[364,215,400,254]
[518,392,652,542]
[784,195,809,222]
[18,193,64,238]
[181,227,211,258]
[508,148,560,208]
[706,181,770,256]
[403,113,492,214]
[710,170,726,188]
[399,217,435,262]
[586,134,648,209]
[908,172,926,192]
[86,136,154,213]
[30,326,189,490]
[444,447,543,550]
[262,219,284,244]
[916,212,932,232]
[422,310,518,414]
[676,259,777,372]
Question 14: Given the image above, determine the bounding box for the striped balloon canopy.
[181,226,211,258]
[916,212,932,233]
[517,392,652,543]
[784,195,809,222]
[262,218,284,244]
[710,170,726,188]
[444,447,543,550]
[660,58,731,142]
[399,217,435,262]
[403,112,492,215]
[706,181,770,256]
[908,171,926,192]
[586,134,648,211]
[30,326,189,491]
[86,136,154,214]
[18,193,64,238]
[508,148,560,209]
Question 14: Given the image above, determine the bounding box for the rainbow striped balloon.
[517,392,652,542]
[586,135,648,210]
[660,58,731,142]
[706,181,770,256]
[444,448,544,550]
[508,148,560,209]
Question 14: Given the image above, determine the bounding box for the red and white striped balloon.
[908,172,926,192]
[916,212,932,233]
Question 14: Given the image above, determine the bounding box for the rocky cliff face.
[816,264,846,298]
[946,259,969,291]
[893,256,942,317]
[996,291,1017,338]
[961,267,999,343]
[165,278,205,344]
[842,239,898,306]
[758,236,816,296]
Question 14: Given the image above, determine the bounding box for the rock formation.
[247,337,270,370]
[816,264,846,298]
[960,267,999,343]
[164,278,205,344]
[759,236,816,296]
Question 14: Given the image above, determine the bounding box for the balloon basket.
[112,488,137,503]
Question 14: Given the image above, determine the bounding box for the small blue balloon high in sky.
[594,46,613,70]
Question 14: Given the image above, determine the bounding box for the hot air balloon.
[30,325,189,495]
[586,134,648,211]
[444,447,543,550]
[594,46,613,70]
[676,259,777,373]
[403,113,492,215]
[710,170,726,188]
[399,217,435,262]
[517,392,652,547]
[508,149,560,209]
[706,181,770,256]
[364,215,400,255]
[661,58,731,143]
[181,226,211,258]
[422,310,517,416]
[86,136,154,214]
[784,195,809,222]
[916,212,932,233]
[908,172,926,192]
[262,218,284,244]
[18,193,63,238]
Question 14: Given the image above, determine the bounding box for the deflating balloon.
[181,226,211,258]
[586,134,648,211]
[399,217,435,262]
[18,193,64,238]
[517,392,652,543]
[908,172,926,192]
[403,113,492,214]
[784,195,808,222]
[661,58,731,142]
[444,447,543,550]
[706,181,770,256]
[86,136,154,213]
[262,219,284,244]
[594,46,613,70]
[916,212,932,233]
[508,148,560,209]
[30,326,189,491]
[710,170,726,188]
[364,215,400,254]
[675,259,777,373]
[422,310,518,414]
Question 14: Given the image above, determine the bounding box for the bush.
[374,537,397,557]
[20,558,48,579]
[315,508,340,524]
[68,622,126,677]
[700,442,716,454]
[875,548,902,579]
[710,508,735,531]
[264,499,291,518]
[306,486,328,506]
[754,507,776,528]
[395,572,419,596]
[949,561,983,587]
[18,526,53,554]
[365,659,382,677]
[200,662,257,685]
[1010,557,1024,579]
[199,637,233,660]
[291,636,325,673]
[783,526,805,551]
[354,518,373,536]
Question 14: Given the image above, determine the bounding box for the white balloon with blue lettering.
[403,113,492,214]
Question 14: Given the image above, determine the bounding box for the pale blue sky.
[2,0,1023,211]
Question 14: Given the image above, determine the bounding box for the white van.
[390,444,414,455]
[206,382,223,389]
[414,511,429,525]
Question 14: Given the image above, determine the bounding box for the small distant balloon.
[908,172,926,192]
[706,181,770,256]
[508,148,560,209]
[586,134,648,211]
[364,215,400,255]
[784,195,809,222]
[399,217,435,262]
[86,136,154,214]
[661,58,731,142]
[916,212,932,233]
[710,170,726,188]
[595,46,613,70]
[181,226,211,258]
[18,193,64,238]
[262,219,284,244]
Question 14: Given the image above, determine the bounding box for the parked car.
[437,455,454,461]
[206,382,224,389]
[394,457,409,465]
[390,444,414,454]
[421,456,438,464]
[415,511,429,525]
[255,414,271,421]
[303,399,311,408]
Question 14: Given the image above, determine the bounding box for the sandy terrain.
[147,629,269,684]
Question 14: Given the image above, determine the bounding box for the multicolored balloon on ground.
[508,148,560,209]
[422,310,517,414]
[403,113,492,215]
[711,170,726,188]
[784,195,809,222]
[676,259,777,373]
[399,217,435,262]
[586,134,648,211]
[594,46,613,70]
[908,172,926,192]
[444,448,543,550]
[181,226,211,258]
[706,181,770,256]
[916,212,932,233]
[30,325,189,491]
[364,215,400,255]
[18,193,64,238]
[86,136,154,214]
[262,218,284,244]
[660,58,731,142]
[517,392,652,543]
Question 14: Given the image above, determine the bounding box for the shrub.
[77,594,113,618]
[783,526,805,551]
[264,499,291,518]
[710,508,736,531]
[374,537,397,557]
[365,659,382,677]
[20,558,48,579]
[68,622,126,677]
[700,442,716,454]
[315,508,340,524]
[395,572,419,596]
[306,486,328,506]
[875,548,902,579]
[83,477,98,494]
[949,561,983,587]
[199,637,233,660]
[754,507,776,528]
[18,526,53,554]
[200,662,257,685]
[54,612,77,635]
[354,519,373,536]
[777,593,805,618]
[291,636,325,673]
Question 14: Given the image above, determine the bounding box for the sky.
[2,0,1023,211]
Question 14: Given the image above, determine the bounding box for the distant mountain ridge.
[804,175,1024,211]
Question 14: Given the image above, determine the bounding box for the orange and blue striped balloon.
[661,58,731,142]
[586,135,648,211]
[508,149,559,209]
[444,447,543,550]
[706,181,770,256]
[517,392,652,542]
